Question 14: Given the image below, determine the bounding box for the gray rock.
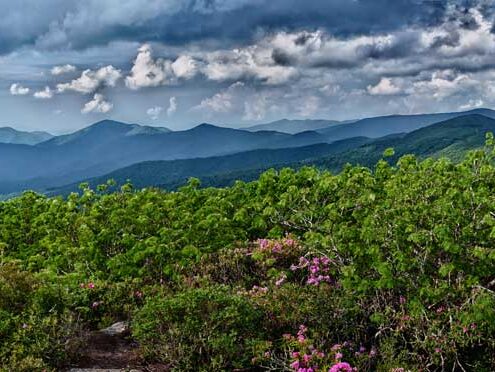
[99,322,129,336]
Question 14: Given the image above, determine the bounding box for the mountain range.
[0,127,54,145]
[2,108,495,197]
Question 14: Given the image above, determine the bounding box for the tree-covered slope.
[317,108,495,142]
[1,145,495,370]
[47,114,495,195]
[46,137,370,195]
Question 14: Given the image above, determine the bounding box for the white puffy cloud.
[126,44,199,90]
[146,106,163,120]
[51,64,76,75]
[195,82,245,113]
[81,93,113,114]
[367,78,402,96]
[9,83,30,95]
[57,65,121,94]
[34,86,54,99]
[203,48,298,85]
[171,55,199,79]
[410,70,478,100]
[167,96,177,116]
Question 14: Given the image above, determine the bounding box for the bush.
[132,286,266,371]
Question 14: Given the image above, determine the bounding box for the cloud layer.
[3,1,495,131]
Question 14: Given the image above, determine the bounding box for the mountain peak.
[89,120,129,129]
[189,123,225,131]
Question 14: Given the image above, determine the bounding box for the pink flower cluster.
[256,237,297,254]
[275,273,287,287]
[80,282,95,289]
[249,285,269,297]
[291,256,333,286]
[287,325,327,372]
[328,362,354,372]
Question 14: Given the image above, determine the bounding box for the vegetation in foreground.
[1,138,495,371]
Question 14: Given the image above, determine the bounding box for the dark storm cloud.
[0,0,451,55]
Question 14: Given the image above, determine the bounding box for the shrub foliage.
[1,140,495,370]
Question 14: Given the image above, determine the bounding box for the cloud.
[51,64,76,75]
[34,86,54,99]
[195,82,245,113]
[459,98,484,110]
[0,0,446,55]
[126,44,199,90]
[367,78,402,95]
[57,65,121,94]
[146,106,163,120]
[167,97,177,116]
[410,70,478,100]
[10,83,30,95]
[81,93,113,114]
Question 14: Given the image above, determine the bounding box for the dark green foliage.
[133,286,266,371]
[1,137,495,370]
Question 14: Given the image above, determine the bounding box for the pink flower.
[298,324,308,334]
[303,354,312,363]
[79,283,85,288]
[329,362,353,372]
[335,352,343,360]
[435,348,442,354]
[331,344,342,351]
[91,301,100,308]
[284,238,295,246]
[290,360,300,370]
[297,335,306,343]
[291,352,300,358]
[87,282,95,289]
[399,296,406,305]
[275,275,286,287]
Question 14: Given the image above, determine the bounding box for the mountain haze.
[0,127,54,145]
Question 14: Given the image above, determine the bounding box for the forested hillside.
[47,113,495,196]
[1,138,495,371]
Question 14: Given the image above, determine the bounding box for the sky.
[2,0,495,133]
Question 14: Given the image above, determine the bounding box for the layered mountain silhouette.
[45,113,495,196]
[2,109,495,197]
[0,127,53,145]
[316,108,495,141]
[245,119,345,134]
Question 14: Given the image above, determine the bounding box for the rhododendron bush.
[1,141,495,370]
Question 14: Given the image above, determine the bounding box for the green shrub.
[132,286,266,371]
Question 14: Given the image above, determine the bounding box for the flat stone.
[99,321,129,336]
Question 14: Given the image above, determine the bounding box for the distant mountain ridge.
[2,108,495,197]
[0,120,329,193]
[245,119,345,134]
[45,113,495,196]
[316,108,495,141]
[0,127,54,145]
